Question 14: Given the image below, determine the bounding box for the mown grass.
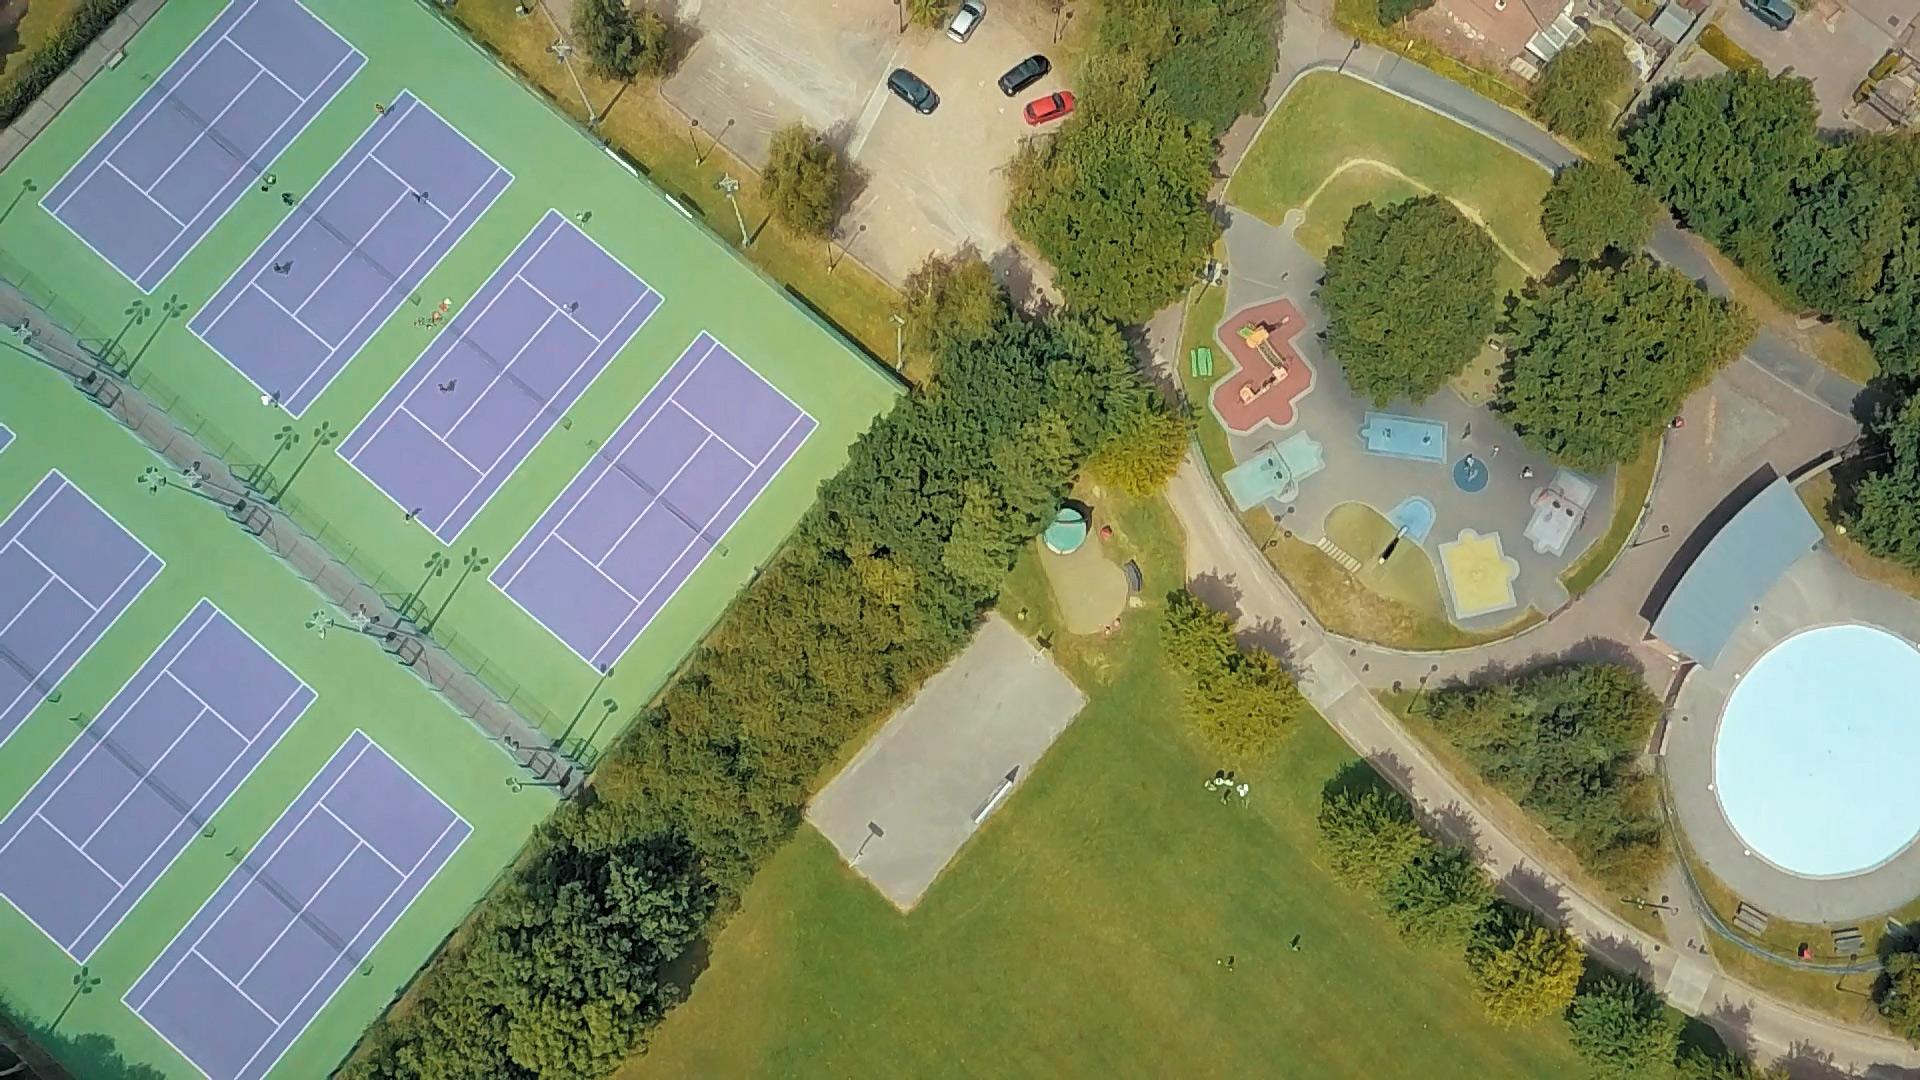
[625,491,1589,1080]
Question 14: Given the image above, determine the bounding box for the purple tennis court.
[0,600,312,962]
[126,731,467,1080]
[0,424,11,453]
[493,333,814,667]
[41,0,362,292]
[339,211,661,542]
[0,471,162,748]
[189,92,510,415]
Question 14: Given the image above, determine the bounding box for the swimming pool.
[1714,624,1920,878]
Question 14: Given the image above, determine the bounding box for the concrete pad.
[806,614,1086,909]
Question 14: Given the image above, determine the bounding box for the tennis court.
[492,333,814,667]
[41,0,363,292]
[0,470,162,746]
[126,730,468,1080]
[190,91,511,415]
[0,424,11,453]
[338,211,660,542]
[0,600,313,962]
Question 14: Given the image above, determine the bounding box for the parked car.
[947,0,985,42]
[887,68,941,113]
[998,54,1051,96]
[1023,90,1075,125]
[1741,0,1793,30]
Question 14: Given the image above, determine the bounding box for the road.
[1158,5,1920,1074]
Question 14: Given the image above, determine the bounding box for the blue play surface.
[0,600,313,961]
[42,0,364,292]
[1715,624,1920,877]
[1387,496,1436,544]
[0,470,162,746]
[190,90,511,415]
[125,731,468,1080]
[338,211,660,542]
[492,333,814,668]
[1360,412,1447,463]
[0,423,11,453]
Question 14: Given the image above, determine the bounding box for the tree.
[1008,113,1218,322]
[1321,196,1501,405]
[1848,395,1920,571]
[760,123,842,238]
[1500,256,1753,471]
[1087,404,1192,496]
[1542,162,1659,262]
[571,0,671,81]
[898,250,1005,370]
[1534,35,1631,142]
[1566,973,1679,1080]
[1096,0,1278,136]
[1161,590,1306,758]
[1379,843,1494,945]
[1467,908,1585,1026]
[1676,1048,1788,1080]
[1426,664,1666,891]
[1879,947,1920,1041]
[909,0,950,27]
[1316,783,1432,893]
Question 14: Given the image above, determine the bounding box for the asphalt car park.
[661,0,1068,285]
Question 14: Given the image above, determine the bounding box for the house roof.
[1650,476,1823,666]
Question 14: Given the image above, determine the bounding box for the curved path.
[1153,7,1920,1075]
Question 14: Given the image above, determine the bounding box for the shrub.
[1321,196,1501,405]
[0,0,134,128]
[1880,947,1920,1042]
[1162,590,1305,758]
[761,124,842,238]
[1566,973,1679,1080]
[1541,162,1659,262]
[1316,783,1431,893]
[1378,0,1437,24]
[1467,908,1585,1026]
[1380,843,1494,945]
[1534,35,1632,142]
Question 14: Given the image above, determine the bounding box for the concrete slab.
[805,614,1086,909]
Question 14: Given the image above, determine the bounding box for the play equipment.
[1043,506,1090,554]
[1222,432,1326,510]
[1189,347,1214,378]
[1523,469,1599,556]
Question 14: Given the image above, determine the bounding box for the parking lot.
[662,0,1067,285]
[1716,0,1900,128]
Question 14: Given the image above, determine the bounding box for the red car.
[1023,91,1074,126]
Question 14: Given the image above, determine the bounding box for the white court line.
[664,394,752,463]
[244,281,333,348]
[102,162,187,228]
[315,804,405,876]
[188,945,282,1022]
[217,34,300,99]
[75,702,211,849]
[166,671,251,741]
[232,826,363,988]
[365,155,450,221]
[585,426,713,568]
[14,544,102,614]
[31,814,125,887]
[553,534,643,608]
[440,307,561,439]
[513,270,612,342]
[289,178,416,317]
[0,573,59,639]
[144,67,271,198]
[396,404,485,474]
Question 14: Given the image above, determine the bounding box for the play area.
[805,616,1086,909]
[1035,504,1131,635]
[1206,299,1316,434]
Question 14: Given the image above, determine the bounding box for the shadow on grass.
[0,995,165,1080]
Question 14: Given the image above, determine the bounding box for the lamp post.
[1629,523,1673,549]
[890,313,906,369]
[716,174,749,245]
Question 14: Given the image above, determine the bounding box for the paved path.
[1162,4,1919,1073]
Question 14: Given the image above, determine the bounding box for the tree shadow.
[1581,933,1655,981]
[1500,861,1572,928]
[989,243,1049,319]
[0,994,168,1079]
[1698,999,1755,1061]
[1186,571,1243,622]
[1237,616,1296,669]
[1320,756,1404,803]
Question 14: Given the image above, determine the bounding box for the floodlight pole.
[890,313,906,369]
[537,0,598,127]
[716,174,749,245]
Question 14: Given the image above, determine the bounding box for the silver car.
[947,0,984,42]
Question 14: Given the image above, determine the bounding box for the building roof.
[1650,476,1823,666]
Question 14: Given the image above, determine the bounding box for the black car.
[887,68,940,114]
[998,54,1051,96]
[1741,0,1793,29]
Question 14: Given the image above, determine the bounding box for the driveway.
[661,0,1063,285]
[1716,0,1897,128]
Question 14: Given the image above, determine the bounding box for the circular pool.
[1714,624,1920,878]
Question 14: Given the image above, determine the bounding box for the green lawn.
[1291,164,1426,260]
[0,351,551,1080]
[1231,72,1558,278]
[1324,500,1450,620]
[0,0,899,757]
[622,491,1589,1080]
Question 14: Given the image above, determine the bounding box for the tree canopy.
[1880,947,1920,1042]
[1321,196,1501,405]
[1380,843,1494,946]
[1626,70,1920,375]
[898,250,1005,373]
[1008,113,1218,322]
[1317,782,1431,894]
[1534,35,1632,142]
[1088,404,1192,496]
[1426,663,1666,891]
[1467,909,1585,1026]
[1097,0,1278,137]
[1500,256,1753,471]
[1566,973,1679,1080]
[760,123,842,238]
[1847,394,1920,571]
[571,0,671,81]
[1542,162,1659,262]
[1162,589,1305,758]
[1378,0,1437,24]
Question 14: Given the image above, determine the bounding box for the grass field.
[0,351,553,1080]
[0,0,899,757]
[623,490,1590,1080]
[1324,500,1449,619]
[1231,72,1558,279]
